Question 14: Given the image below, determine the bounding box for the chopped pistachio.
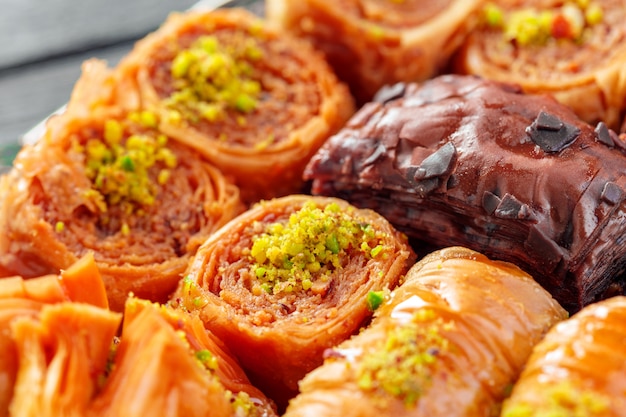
[120,155,135,172]
[253,134,274,150]
[585,3,603,25]
[487,1,604,46]
[77,114,178,219]
[195,349,218,371]
[235,93,257,113]
[366,291,385,311]
[157,169,171,185]
[54,221,65,233]
[228,391,256,416]
[104,119,123,145]
[179,275,209,312]
[370,245,384,257]
[165,34,263,124]
[248,202,390,295]
[502,381,610,417]
[484,3,504,27]
[356,309,452,406]
[139,110,158,128]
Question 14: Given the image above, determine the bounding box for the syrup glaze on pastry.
[285,247,567,416]
[502,295,626,417]
[171,195,416,409]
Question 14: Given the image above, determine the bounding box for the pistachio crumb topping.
[97,336,120,389]
[503,381,610,417]
[249,201,388,295]
[356,309,452,407]
[366,24,386,40]
[253,133,275,151]
[195,349,219,371]
[76,114,178,220]
[178,275,210,312]
[54,221,65,233]
[228,391,257,417]
[484,1,603,46]
[366,290,385,311]
[166,34,263,124]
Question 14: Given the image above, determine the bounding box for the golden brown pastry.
[170,194,416,409]
[1,260,277,417]
[117,8,354,203]
[8,303,121,417]
[501,295,626,417]
[266,0,485,103]
[0,61,244,311]
[455,0,626,129]
[6,298,278,417]
[90,298,278,417]
[284,247,567,417]
[0,254,108,416]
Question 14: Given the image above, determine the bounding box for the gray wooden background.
[0,0,263,164]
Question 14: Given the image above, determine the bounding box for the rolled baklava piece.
[171,194,416,408]
[501,296,626,417]
[455,0,626,129]
[285,247,567,417]
[305,74,626,313]
[117,8,354,203]
[266,0,485,103]
[0,86,244,311]
[91,298,278,417]
[0,254,108,415]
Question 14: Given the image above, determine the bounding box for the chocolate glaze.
[304,75,626,313]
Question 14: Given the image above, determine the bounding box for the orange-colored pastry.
[501,296,626,417]
[8,303,122,417]
[171,195,416,409]
[0,61,244,311]
[90,298,278,417]
[5,297,277,417]
[1,258,277,417]
[455,0,626,130]
[117,8,354,203]
[284,247,567,417]
[266,0,485,103]
[0,253,108,416]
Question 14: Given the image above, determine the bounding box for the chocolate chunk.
[412,142,457,180]
[446,174,460,190]
[594,122,614,147]
[525,226,566,272]
[611,131,626,152]
[526,111,581,153]
[362,143,387,166]
[601,182,623,205]
[535,111,563,131]
[373,82,406,104]
[494,193,530,220]
[482,191,501,215]
[413,178,440,196]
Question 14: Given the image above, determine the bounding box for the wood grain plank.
[0,43,133,148]
[0,0,265,162]
[0,0,199,70]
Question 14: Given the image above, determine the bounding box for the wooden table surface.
[0,0,263,166]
